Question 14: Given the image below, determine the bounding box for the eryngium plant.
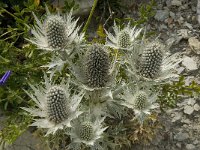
[121,84,159,124]
[126,40,183,83]
[22,74,84,135]
[105,22,142,51]
[67,115,108,149]
[27,6,84,52]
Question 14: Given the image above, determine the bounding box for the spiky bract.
[84,44,110,88]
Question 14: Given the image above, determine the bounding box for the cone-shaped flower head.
[27,7,84,51]
[133,91,149,110]
[45,15,66,50]
[118,30,131,49]
[84,44,110,89]
[121,84,159,124]
[105,22,142,50]
[22,74,84,135]
[78,122,94,141]
[139,41,163,79]
[68,115,108,147]
[46,86,69,123]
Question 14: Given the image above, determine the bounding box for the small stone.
[177,29,190,39]
[184,105,194,115]
[174,132,189,141]
[194,104,200,111]
[193,140,199,145]
[169,11,175,18]
[171,0,182,6]
[186,144,195,150]
[172,112,183,122]
[188,37,200,54]
[187,98,196,106]
[182,56,198,71]
[176,66,185,74]
[154,10,169,21]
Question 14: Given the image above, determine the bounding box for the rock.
[184,105,194,115]
[188,37,200,54]
[194,104,200,111]
[171,0,182,6]
[177,29,190,39]
[186,144,195,150]
[174,132,189,141]
[182,56,198,71]
[187,98,196,106]
[176,66,185,74]
[154,10,169,21]
[172,112,183,122]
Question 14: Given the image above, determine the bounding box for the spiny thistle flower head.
[118,29,131,48]
[105,21,142,50]
[22,74,84,135]
[27,6,84,52]
[45,15,66,50]
[139,41,163,79]
[78,122,94,141]
[121,84,159,124]
[68,114,108,147]
[46,86,69,124]
[126,39,183,83]
[84,44,110,89]
[133,91,149,110]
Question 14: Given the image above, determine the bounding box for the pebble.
[154,9,169,21]
[188,37,200,54]
[194,104,200,111]
[186,144,195,150]
[171,0,182,6]
[184,105,194,115]
[174,132,189,141]
[187,98,196,106]
[182,56,198,71]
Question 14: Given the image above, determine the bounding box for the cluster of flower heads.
[24,7,183,149]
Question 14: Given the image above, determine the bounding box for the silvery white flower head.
[121,83,159,124]
[27,6,84,52]
[105,21,142,51]
[67,114,108,149]
[22,74,84,135]
[70,43,116,91]
[126,40,183,83]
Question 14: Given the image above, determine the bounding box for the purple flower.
[0,71,11,85]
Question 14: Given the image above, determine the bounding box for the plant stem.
[82,0,98,33]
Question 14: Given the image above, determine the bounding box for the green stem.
[82,0,99,33]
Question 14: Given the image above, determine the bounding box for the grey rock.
[154,10,169,21]
[194,104,200,111]
[184,105,194,115]
[188,37,200,55]
[187,98,196,106]
[182,56,198,71]
[174,132,189,141]
[171,0,182,6]
[186,144,195,150]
